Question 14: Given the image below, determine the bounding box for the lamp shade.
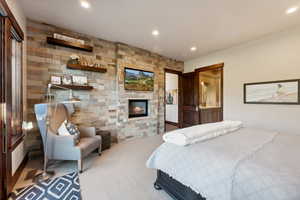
[60,97,81,104]
[60,90,81,104]
[45,84,81,104]
[22,121,33,130]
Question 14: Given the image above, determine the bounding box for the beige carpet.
[16,135,172,200]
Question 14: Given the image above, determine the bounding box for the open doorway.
[164,69,182,132]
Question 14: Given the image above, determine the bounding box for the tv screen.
[124,68,154,91]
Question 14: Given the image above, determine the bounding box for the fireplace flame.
[133,106,144,113]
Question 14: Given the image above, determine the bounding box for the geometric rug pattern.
[10,172,81,200]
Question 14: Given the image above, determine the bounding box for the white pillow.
[58,120,70,136]
[57,120,80,144]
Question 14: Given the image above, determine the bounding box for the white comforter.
[147,128,300,200]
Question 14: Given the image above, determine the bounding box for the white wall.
[165,73,179,123]
[185,26,300,134]
[6,0,27,175]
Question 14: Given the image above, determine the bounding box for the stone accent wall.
[26,19,183,151]
[116,43,183,140]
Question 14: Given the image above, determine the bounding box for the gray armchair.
[34,103,102,173]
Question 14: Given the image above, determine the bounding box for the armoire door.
[196,63,224,124]
[0,16,5,200]
[0,3,24,197]
[181,64,224,128]
[181,72,200,127]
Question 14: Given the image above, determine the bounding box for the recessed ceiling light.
[190,46,197,51]
[152,30,159,36]
[286,6,298,14]
[80,0,90,9]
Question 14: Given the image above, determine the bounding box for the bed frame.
[154,170,206,200]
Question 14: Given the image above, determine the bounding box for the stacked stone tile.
[26,19,183,151]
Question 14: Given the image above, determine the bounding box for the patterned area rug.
[10,172,81,200]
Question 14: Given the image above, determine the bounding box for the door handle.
[1,103,7,154]
[2,125,6,154]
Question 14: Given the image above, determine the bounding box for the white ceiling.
[20,0,300,61]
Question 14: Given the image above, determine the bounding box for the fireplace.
[128,99,148,118]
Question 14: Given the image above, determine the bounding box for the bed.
[147,127,300,200]
[154,170,206,200]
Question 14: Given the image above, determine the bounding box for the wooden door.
[196,63,224,124]
[5,18,24,196]
[0,16,5,200]
[0,2,25,198]
[181,72,200,127]
[0,18,24,200]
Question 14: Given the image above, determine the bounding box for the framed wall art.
[50,75,61,85]
[62,75,72,85]
[166,89,178,105]
[244,79,300,105]
[124,68,154,91]
[72,75,88,85]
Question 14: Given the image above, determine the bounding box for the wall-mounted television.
[124,68,154,91]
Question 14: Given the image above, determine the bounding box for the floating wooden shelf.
[67,63,107,73]
[51,84,93,90]
[47,37,93,52]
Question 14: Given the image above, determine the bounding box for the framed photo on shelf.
[50,75,61,85]
[72,75,88,86]
[244,79,300,105]
[62,75,72,85]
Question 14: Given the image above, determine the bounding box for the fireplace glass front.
[128,99,148,118]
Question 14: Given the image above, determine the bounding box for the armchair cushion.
[78,126,96,138]
[54,134,76,148]
[78,136,101,157]
[47,130,80,160]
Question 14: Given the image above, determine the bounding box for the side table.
[96,130,111,151]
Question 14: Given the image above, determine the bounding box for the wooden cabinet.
[181,63,224,127]
[200,108,223,124]
[0,1,25,198]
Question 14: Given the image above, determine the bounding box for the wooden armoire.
[181,63,224,128]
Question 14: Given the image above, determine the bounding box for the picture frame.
[244,79,300,105]
[124,68,154,91]
[166,89,178,105]
[62,75,73,85]
[50,75,61,85]
[72,75,88,86]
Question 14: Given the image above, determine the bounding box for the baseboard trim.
[165,121,179,127]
